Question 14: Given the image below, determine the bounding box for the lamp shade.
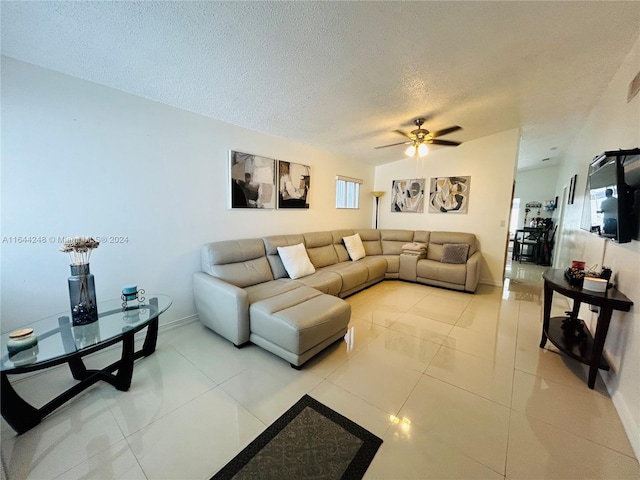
[371,191,385,198]
[417,143,429,157]
[405,144,417,157]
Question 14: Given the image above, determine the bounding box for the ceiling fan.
[375,118,462,157]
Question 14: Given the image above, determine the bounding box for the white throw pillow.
[343,233,366,261]
[277,243,316,279]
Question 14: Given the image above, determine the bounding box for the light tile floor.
[2,261,639,479]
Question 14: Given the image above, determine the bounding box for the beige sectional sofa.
[193,229,481,367]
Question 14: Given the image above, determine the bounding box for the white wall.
[0,57,375,332]
[374,129,520,286]
[553,35,640,458]
[513,166,559,229]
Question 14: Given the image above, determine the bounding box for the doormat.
[211,394,383,480]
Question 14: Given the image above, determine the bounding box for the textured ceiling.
[2,1,639,170]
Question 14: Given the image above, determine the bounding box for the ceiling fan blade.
[393,129,414,139]
[428,139,461,146]
[430,126,462,138]
[374,140,413,149]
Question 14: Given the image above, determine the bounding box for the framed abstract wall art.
[428,176,470,213]
[390,178,425,213]
[278,161,311,209]
[229,150,276,209]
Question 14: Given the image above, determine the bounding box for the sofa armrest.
[193,272,250,345]
[465,250,482,292]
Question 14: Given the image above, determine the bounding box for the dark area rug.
[211,394,383,480]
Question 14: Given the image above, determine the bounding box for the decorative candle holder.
[121,285,145,310]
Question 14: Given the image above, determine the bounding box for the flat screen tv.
[580,148,640,243]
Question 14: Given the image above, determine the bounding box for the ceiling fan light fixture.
[417,142,429,157]
[405,144,417,156]
[376,118,462,154]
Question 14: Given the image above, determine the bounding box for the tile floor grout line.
[516,409,640,460]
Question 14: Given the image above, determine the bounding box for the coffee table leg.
[141,298,159,357]
[1,373,42,434]
[68,358,89,380]
[540,280,553,348]
[113,328,135,391]
[141,317,159,357]
[111,310,159,389]
[95,316,159,391]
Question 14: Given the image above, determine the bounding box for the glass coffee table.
[1,295,172,434]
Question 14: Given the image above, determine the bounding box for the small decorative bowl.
[7,328,38,354]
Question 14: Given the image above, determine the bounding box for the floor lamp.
[371,191,385,229]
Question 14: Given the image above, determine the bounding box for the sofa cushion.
[381,255,400,274]
[245,279,303,304]
[202,238,266,268]
[304,231,339,268]
[291,270,343,296]
[321,262,369,292]
[381,230,416,255]
[263,234,305,279]
[417,259,467,285]
[250,287,350,355]
[441,243,470,264]
[358,256,388,281]
[343,233,366,261]
[331,230,355,262]
[427,232,477,261]
[354,229,383,255]
[201,239,274,288]
[413,230,431,244]
[277,243,316,279]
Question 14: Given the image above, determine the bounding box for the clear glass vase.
[68,263,98,325]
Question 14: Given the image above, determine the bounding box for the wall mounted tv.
[580,148,640,243]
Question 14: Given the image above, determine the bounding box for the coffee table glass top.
[1,295,172,372]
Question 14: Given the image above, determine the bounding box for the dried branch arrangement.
[59,237,100,265]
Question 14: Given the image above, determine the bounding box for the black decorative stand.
[540,269,633,389]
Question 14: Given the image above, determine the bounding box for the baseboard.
[608,385,640,461]
[159,314,198,332]
[480,278,503,287]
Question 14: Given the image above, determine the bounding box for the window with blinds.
[336,175,362,209]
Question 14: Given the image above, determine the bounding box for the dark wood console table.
[540,269,633,389]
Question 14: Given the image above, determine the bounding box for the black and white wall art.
[229,150,276,209]
[428,176,471,213]
[278,161,310,209]
[391,178,425,213]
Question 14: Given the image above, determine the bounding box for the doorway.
[552,186,568,266]
[510,197,521,238]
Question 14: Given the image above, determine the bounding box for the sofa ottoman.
[249,286,351,367]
